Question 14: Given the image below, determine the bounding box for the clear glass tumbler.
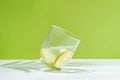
[40,25,80,70]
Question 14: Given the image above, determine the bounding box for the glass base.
[41,59,61,71]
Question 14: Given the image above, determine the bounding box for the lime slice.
[41,48,56,63]
[53,50,72,68]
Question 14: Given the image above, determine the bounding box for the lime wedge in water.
[53,50,72,68]
[41,48,72,70]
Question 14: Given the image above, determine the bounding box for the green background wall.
[0,0,120,59]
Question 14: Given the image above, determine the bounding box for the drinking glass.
[40,25,80,70]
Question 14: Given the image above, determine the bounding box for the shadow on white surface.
[0,60,92,73]
[0,59,120,80]
[43,68,89,73]
[0,61,44,72]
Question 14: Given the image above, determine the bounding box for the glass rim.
[51,25,80,42]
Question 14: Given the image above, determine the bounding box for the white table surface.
[0,59,120,80]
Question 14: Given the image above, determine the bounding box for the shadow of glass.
[0,61,45,72]
[0,60,96,73]
[43,68,90,73]
[67,62,96,67]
